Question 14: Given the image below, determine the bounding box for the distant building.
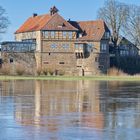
[117,37,139,56]
[109,37,140,74]
[109,37,139,57]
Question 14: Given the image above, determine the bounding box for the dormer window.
[79,33,83,38]
[58,23,65,28]
[58,25,63,28]
[58,25,62,28]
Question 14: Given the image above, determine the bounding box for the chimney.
[33,13,38,17]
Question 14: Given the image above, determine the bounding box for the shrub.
[58,70,65,76]
[108,67,127,76]
[16,64,25,75]
[48,68,54,76]
[42,67,48,75]
[0,64,10,75]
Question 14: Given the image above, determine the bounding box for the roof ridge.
[41,13,58,29]
[78,19,104,23]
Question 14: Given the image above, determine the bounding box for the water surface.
[0,80,140,140]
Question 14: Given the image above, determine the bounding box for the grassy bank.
[0,75,140,81]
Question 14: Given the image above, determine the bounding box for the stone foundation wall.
[1,52,36,75]
[0,51,109,76]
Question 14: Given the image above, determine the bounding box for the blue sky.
[0,0,140,41]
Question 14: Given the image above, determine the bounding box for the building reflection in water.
[1,80,140,139]
[11,80,105,135]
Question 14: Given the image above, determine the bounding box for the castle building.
[14,6,110,76]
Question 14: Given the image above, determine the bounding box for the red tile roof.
[15,14,52,33]
[69,20,109,41]
[15,11,110,41]
[15,13,77,34]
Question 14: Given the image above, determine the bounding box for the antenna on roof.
[50,6,59,16]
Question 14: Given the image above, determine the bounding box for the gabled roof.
[15,13,78,34]
[42,13,78,31]
[69,20,110,41]
[117,36,139,50]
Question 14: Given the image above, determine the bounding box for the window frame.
[62,31,67,38]
[51,43,57,49]
[68,32,73,39]
[62,43,69,49]
[50,31,55,38]
[101,43,107,52]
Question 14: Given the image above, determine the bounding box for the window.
[75,44,83,49]
[42,31,49,38]
[95,57,98,62]
[79,33,82,38]
[120,50,125,56]
[69,32,73,39]
[105,32,110,38]
[132,50,135,55]
[120,50,123,56]
[30,44,36,51]
[22,39,36,43]
[50,31,55,38]
[126,51,129,55]
[101,43,107,51]
[75,44,79,49]
[21,46,27,52]
[59,62,65,64]
[15,46,20,52]
[63,32,67,38]
[10,58,13,63]
[98,65,104,69]
[62,44,69,49]
[44,61,49,64]
[79,44,83,49]
[51,43,57,48]
[87,43,93,52]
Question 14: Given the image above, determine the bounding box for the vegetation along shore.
[0,75,140,81]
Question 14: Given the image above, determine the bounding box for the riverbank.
[0,75,140,81]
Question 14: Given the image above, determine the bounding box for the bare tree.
[123,5,140,47]
[0,6,9,34]
[97,0,129,47]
